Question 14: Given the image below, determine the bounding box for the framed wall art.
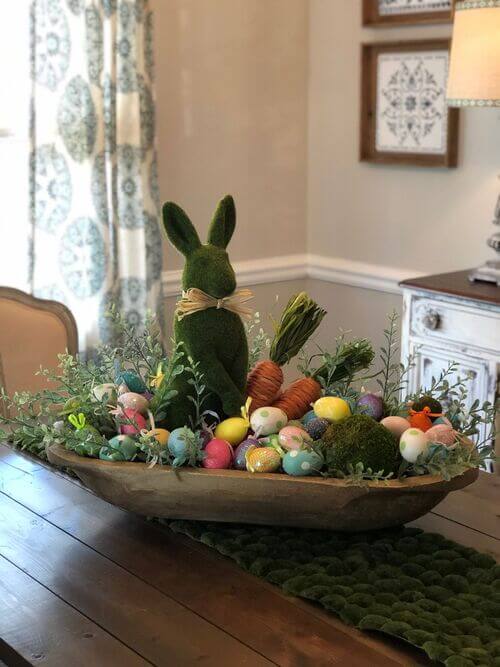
[360,40,459,168]
[363,0,454,26]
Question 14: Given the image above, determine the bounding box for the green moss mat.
[164,521,500,667]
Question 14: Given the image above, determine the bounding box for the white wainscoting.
[162,254,423,297]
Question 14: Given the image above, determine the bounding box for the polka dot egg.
[282,449,324,477]
[250,407,288,436]
[278,425,312,451]
[399,428,429,463]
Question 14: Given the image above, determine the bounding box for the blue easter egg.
[301,410,317,426]
[168,427,192,458]
[115,370,147,394]
[282,449,324,477]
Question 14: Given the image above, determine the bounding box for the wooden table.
[0,444,498,667]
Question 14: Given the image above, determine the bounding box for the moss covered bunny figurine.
[161,195,249,429]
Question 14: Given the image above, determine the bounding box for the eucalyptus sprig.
[245,311,271,370]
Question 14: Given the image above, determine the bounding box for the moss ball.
[323,414,400,475]
[412,395,442,417]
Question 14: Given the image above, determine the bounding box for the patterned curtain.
[29,0,163,352]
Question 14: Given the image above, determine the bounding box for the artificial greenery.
[167,520,500,667]
[0,305,496,483]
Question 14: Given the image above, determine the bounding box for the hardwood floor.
[0,443,498,666]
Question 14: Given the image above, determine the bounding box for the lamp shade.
[447,1,500,107]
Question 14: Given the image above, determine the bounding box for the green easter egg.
[108,435,138,461]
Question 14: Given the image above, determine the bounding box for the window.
[0,2,30,290]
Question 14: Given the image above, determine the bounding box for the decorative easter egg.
[99,446,125,462]
[278,425,312,451]
[425,424,456,447]
[380,416,411,439]
[215,417,249,446]
[93,383,117,403]
[146,428,170,447]
[53,420,65,432]
[118,392,149,415]
[245,446,281,473]
[233,437,259,470]
[115,370,147,394]
[412,395,442,419]
[304,417,329,441]
[282,448,324,476]
[168,427,191,458]
[301,410,317,426]
[409,411,433,433]
[202,438,233,469]
[250,407,288,436]
[434,416,452,427]
[313,397,351,423]
[356,393,384,421]
[399,428,429,463]
[109,434,138,460]
[119,408,147,435]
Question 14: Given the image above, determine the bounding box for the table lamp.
[447,0,500,285]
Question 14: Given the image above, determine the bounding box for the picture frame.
[362,0,454,26]
[360,40,459,168]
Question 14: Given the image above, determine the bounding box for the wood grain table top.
[400,270,500,306]
[0,443,498,667]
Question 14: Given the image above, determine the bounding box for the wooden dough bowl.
[46,443,479,532]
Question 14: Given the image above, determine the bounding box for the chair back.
[0,288,78,408]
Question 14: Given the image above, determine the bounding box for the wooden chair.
[0,288,78,412]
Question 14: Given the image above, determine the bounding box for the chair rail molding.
[162,254,423,297]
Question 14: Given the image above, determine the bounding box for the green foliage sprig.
[245,311,271,370]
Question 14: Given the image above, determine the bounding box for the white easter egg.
[93,383,117,403]
[399,428,429,463]
[118,392,149,415]
[250,407,288,436]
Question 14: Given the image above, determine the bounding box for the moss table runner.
[165,521,500,667]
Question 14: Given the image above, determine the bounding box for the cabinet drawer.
[410,295,500,351]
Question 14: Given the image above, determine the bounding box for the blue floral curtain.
[29,0,163,351]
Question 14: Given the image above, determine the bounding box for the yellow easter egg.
[146,428,170,447]
[245,446,281,473]
[313,397,351,423]
[215,417,249,446]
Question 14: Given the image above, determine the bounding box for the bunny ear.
[207,195,236,249]
[162,202,201,256]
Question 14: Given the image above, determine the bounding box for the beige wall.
[154,0,309,271]
[308,0,500,275]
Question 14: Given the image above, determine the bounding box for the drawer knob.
[422,311,440,331]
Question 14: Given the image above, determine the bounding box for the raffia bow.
[175,287,254,321]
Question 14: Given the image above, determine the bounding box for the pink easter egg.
[120,408,147,435]
[380,416,411,439]
[278,425,312,451]
[202,438,233,469]
[425,424,456,447]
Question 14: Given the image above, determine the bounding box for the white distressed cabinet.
[400,271,500,469]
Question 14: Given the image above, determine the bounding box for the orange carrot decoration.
[272,337,375,420]
[246,293,326,412]
[272,377,322,420]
